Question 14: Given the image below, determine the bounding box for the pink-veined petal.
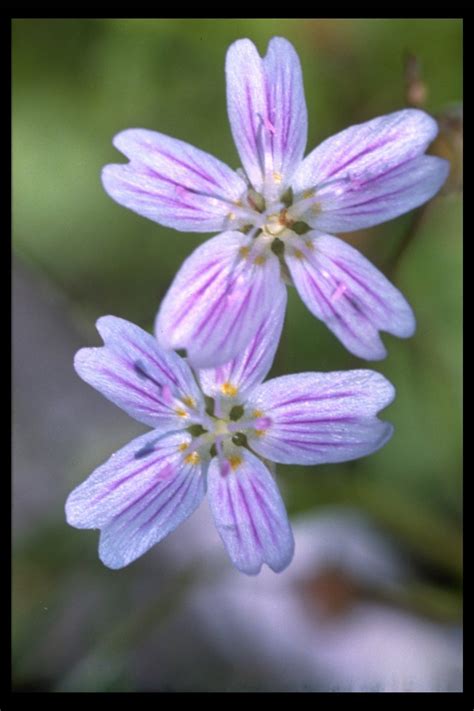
[207,448,294,575]
[66,430,206,569]
[247,370,395,465]
[285,233,416,360]
[292,109,448,230]
[226,37,307,193]
[155,231,284,369]
[74,316,204,429]
[198,287,287,401]
[311,156,449,232]
[102,129,247,233]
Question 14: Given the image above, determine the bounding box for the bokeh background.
[13,18,462,692]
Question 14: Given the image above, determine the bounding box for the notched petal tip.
[64,489,92,530]
[73,347,99,378]
[226,37,259,58]
[98,542,130,570]
[378,420,395,449]
[95,314,127,341]
[112,127,142,147]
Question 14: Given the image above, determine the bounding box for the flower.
[65,298,395,574]
[102,37,449,367]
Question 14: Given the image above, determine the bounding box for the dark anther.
[175,348,187,358]
[271,238,285,256]
[232,432,248,447]
[133,359,163,390]
[188,424,207,437]
[204,396,215,417]
[291,221,311,235]
[134,359,149,379]
[229,404,245,421]
[134,442,156,459]
[209,444,217,458]
[280,186,294,207]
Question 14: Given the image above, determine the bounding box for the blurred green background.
[13,19,462,691]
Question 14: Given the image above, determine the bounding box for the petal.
[102,129,247,233]
[75,316,204,429]
[66,430,206,569]
[198,287,287,401]
[155,231,284,369]
[226,37,307,193]
[247,370,395,465]
[310,156,450,232]
[285,233,416,360]
[292,109,449,230]
[207,448,294,574]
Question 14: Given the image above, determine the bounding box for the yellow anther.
[293,249,304,260]
[221,382,238,397]
[185,452,200,465]
[252,410,263,418]
[182,396,196,408]
[175,408,189,418]
[228,455,242,471]
[254,430,266,437]
[239,246,250,259]
[305,240,314,250]
[311,202,322,215]
[254,255,266,266]
[303,189,314,199]
[228,212,236,220]
[178,442,189,452]
[273,171,283,184]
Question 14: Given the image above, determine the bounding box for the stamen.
[228,454,242,471]
[185,452,200,465]
[288,175,352,221]
[221,382,238,397]
[175,408,189,418]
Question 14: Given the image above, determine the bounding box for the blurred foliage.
[13,18,462,691]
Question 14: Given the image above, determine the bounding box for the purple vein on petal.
[91,452,172,505]
[237,480,262,551]
[249,479,278,546]
[271,391,355,410]
[137,473,195,533]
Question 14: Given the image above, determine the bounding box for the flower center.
[263,210,292,237]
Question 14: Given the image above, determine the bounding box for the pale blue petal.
[66,430,206,569]
[75,316,204,428]
[226,37,307,192]
[102,129,247,233]
[292,109,448,230]
[155,231,284,369]
[247,370,395,465]
[311,156,449,232]
[207,449,294,574]
[285,233,416,360]
[198,287,287,401]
